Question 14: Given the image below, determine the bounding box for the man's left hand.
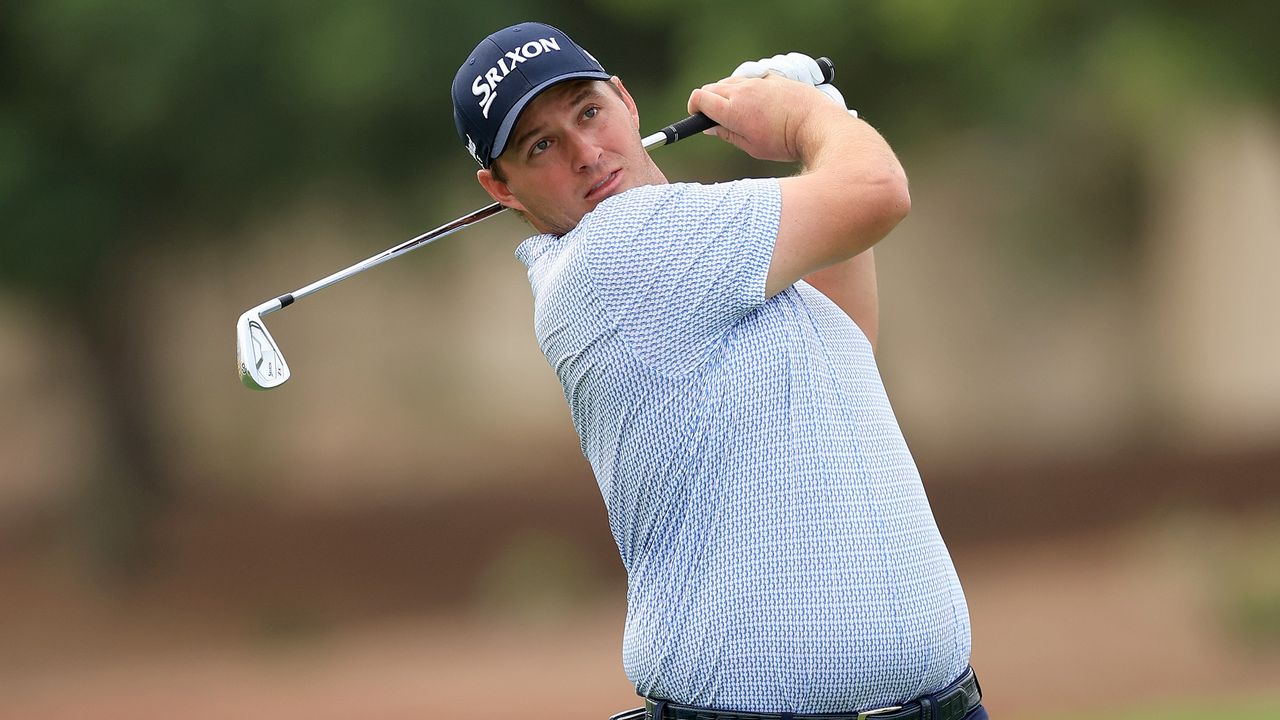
[731,52,857,118]
[732,52,824,85]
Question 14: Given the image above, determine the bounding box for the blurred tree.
[0,0,528,574]
[1,0,1277,574]
[589,0,1279,279]
[0,0,674,576]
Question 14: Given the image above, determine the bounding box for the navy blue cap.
[452,22,611,168]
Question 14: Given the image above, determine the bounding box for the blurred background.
[2,1,1278,718]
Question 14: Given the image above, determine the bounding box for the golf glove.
[732,52,858,118]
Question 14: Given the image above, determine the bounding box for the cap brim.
[489,71,612,165]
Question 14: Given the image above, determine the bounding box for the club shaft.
[258,55,836,316]
[260,130,670,317]
[278,201,507,310]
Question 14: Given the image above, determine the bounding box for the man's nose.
[566,131,603,171]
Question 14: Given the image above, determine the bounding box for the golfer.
[452,22,985,720]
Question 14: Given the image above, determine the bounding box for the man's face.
[477,78,665,236]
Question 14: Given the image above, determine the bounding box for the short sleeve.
[576,178,782,374]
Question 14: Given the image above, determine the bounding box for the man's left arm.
[804,249,879,351]
[729,53,883,351]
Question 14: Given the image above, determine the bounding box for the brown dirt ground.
[2,449,1278,719]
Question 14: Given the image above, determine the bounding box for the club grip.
[653,56,835,146]
[816,56,835,83]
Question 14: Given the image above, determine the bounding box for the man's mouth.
[585,170,620,200]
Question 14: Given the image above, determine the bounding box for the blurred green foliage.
[2,0,1278,573]
[1213,519,1280,647]
[3,0,1278,300]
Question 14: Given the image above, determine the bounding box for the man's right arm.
[686,75,910,300]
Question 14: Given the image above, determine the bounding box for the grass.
[1040,695,1280,720]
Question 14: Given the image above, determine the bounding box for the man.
[452,22,984,720]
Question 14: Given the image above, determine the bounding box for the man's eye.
[531,139,550,155]
[584,106,599,119]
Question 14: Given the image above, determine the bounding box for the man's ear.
[610,76,641,131]
[477,167,528,213]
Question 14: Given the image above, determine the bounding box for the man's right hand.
[686,74,849,164]
[687,65,909,305]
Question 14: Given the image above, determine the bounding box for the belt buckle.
[856,706,903,720]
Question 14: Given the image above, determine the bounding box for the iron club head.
[236,299,291,390]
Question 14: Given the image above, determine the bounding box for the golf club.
[237,58,835,390]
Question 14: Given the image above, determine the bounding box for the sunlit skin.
[477,77,667,236]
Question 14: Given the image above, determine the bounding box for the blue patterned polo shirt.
[514,179,971,713]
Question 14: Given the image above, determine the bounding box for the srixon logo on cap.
[472,37,562,118]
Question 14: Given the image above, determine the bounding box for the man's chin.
[534,211,584,237]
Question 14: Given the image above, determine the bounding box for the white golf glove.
[731,52,858,118]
